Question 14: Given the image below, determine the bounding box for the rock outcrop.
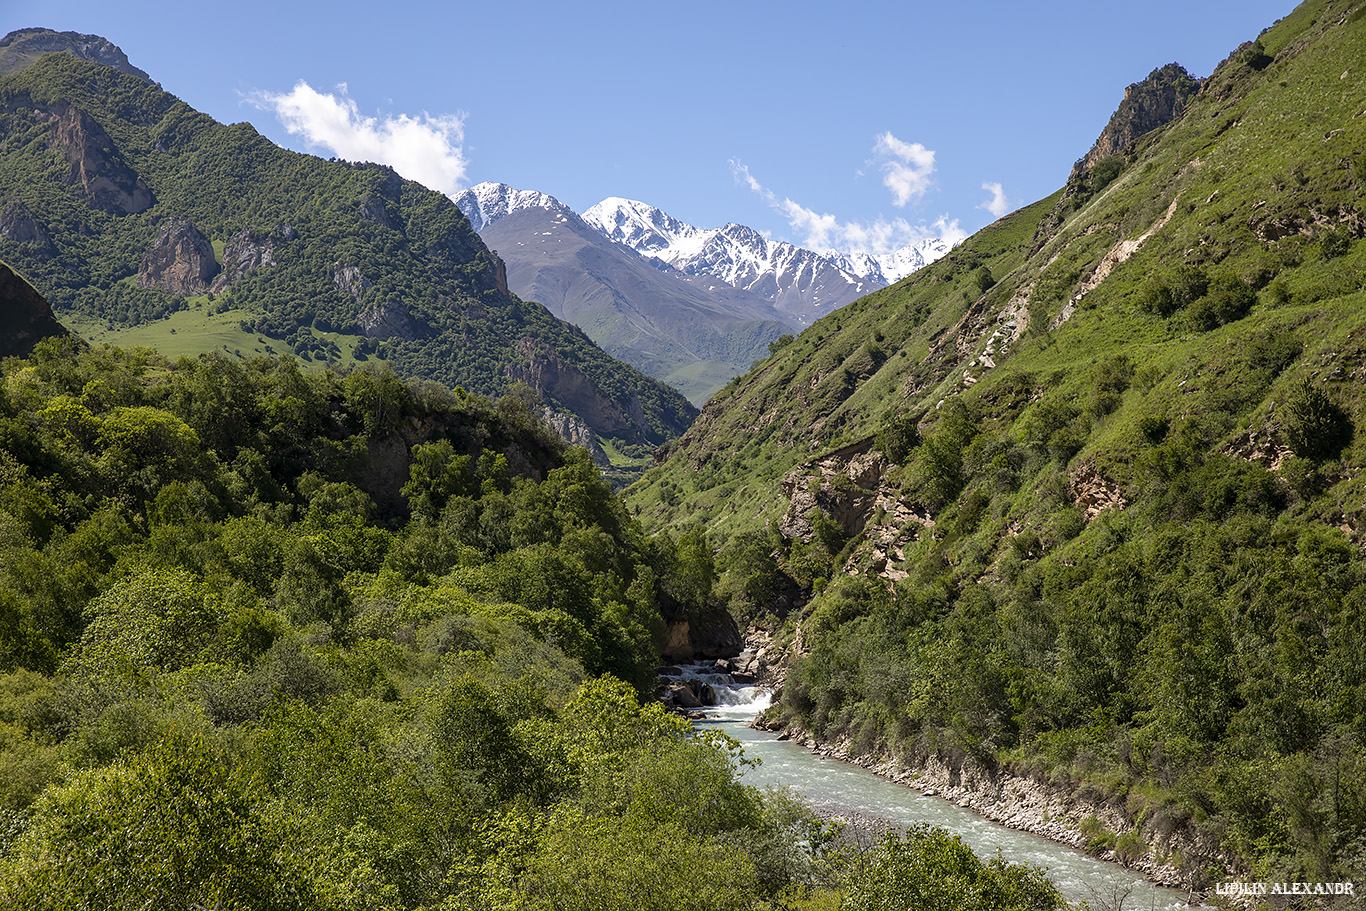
[357,298,428,341]
[1068,460,1127,519]
[138,218,218,295]
[539,407,610,467]
[49,105,153,215]
[506,338,653,443]
[0,28,154,82]
[687,608,742,660]
[0,261,67,357]
[1080,64,1200,170]
[779,441,887,541]
[209,227,281,292]
[0,200,54,256]
[358,194,398,231]
[332,263,370,302]
[660,610,743,664]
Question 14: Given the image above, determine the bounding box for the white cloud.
[873,131,935,207]
[251,81,469,196]
[979,181,1010,219]
[731,160,964,256]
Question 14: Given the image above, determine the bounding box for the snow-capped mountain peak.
[453,181,574,232]
[582,196,955,324]
[582,197,713,262]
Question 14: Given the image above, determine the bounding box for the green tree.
[878,408,922,464]
[78,567,219,674]
[0,737,344,910]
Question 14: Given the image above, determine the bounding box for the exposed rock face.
[1081,63,1200,169]
[332,264,370,301]
[779,442,887,541]
[0,261,67,357]
[1069,461,1126,519]
[492,252,509,296]
[209,227,279,292]
[49,105,153,214]
[0,28,154,82]
[506,337,652,443]
[357,298,427,341]
[661,622,693,663]
[0,200,54,255]
[138,218,218,295]
[688,608,743,660]
[660,610,744,664]
[358,194,397,231]
[539,407,610,467]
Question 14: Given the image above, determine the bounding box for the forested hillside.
[630,0,1366,889]
[0,46,695,454]
[0,339,1075,910]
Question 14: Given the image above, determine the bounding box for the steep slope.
[0,260,67,357]
[632,0,1366,889]
[0,38,695,452]
[454,182,794,404]
[583,197,955,325]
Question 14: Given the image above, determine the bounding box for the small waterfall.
[659,661,772,719]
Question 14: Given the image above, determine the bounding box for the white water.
[671,665,1199,909]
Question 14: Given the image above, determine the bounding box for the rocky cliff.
[138,218,218,295]
[506,337,654,444]
[49,104,153,215]
[1080,63,1201,169]
[210,226,286,293]
[0,28,154,82]
[0,201,54,256]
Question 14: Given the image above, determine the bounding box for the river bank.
[750,714,1234,900]
[717,623,1233,898]
[663,653,1202,908]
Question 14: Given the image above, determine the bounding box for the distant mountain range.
[455,183,956,402]
[582,197,952,323]
[454,182,795,404]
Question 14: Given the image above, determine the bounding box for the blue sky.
[6,0,1297,255]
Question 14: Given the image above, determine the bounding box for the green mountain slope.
[631,0,1366,887]
[0,44,696,453]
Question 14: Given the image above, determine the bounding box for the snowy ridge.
[583,197,954,323]
[829,236,955,286]
[453,181,575,233]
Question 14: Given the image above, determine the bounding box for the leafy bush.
[844,827,1063,911]
[877,408,921,464]
[1282,379,1353,462]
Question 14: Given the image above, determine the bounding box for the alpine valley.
[0,28,696,466]
[452,181,796,404]
[0,2,1365,909]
